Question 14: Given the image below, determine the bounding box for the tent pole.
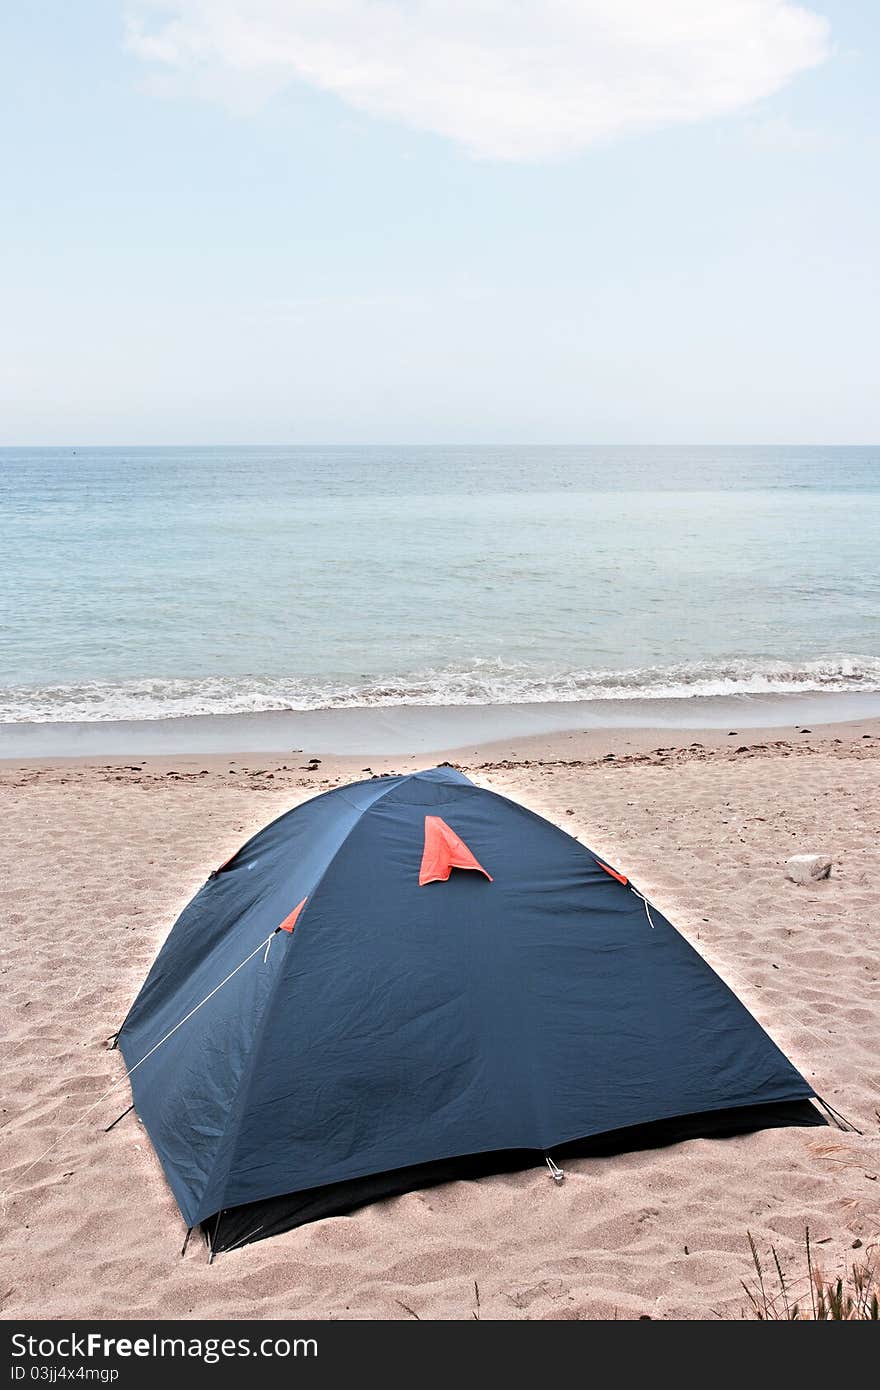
[180,1227,193,1258]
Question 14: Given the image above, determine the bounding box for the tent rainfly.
[116,766,824,1255]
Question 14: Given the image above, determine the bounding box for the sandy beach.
[1,715,877,1321]
[6,0,880,1340]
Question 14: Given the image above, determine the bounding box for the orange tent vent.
[419,816,492,886]
[278,897,307,933]
[597,861,628,885]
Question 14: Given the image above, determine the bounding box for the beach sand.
[1,719,878,1320]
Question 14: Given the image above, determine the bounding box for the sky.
[0,1,877,445]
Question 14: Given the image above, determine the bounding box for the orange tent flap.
[211,850,239,877]
[419,816,493,886]
[596,860,628,886]
[278,897,307,933]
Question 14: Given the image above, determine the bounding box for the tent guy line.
[629,886,656,929]
[0,934,278,1206]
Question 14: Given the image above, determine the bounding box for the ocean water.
[1,445,878,723]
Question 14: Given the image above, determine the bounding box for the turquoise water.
[1,445,878,722]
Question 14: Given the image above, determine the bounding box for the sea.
[1,445,879,728]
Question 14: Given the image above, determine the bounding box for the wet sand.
[3,688,880,758]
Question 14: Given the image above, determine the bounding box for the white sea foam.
[2,657,879,723]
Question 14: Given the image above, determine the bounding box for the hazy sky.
[1,2,877,444]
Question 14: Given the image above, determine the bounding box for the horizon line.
[2,442,879,451]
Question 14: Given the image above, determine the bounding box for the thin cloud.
[125,1,831,161]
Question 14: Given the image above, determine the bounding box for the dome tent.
[116,766,823,1255]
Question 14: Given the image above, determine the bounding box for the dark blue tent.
[117,766,823,1253]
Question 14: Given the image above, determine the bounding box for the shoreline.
[3,688,880,759]
[3,712,877,792]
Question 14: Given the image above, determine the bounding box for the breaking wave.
[2,656,879,723]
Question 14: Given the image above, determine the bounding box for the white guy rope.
[1,930,277,1201]
[630,886,657,929]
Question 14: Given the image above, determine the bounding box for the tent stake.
[815,1094,861,1134]
[207,1212,221,1265]
[103,1103,134,1133]
[545,1154,565,1184]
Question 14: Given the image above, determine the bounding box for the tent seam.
[189,774,411,1223]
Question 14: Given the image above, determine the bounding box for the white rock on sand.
[785,853,832,884]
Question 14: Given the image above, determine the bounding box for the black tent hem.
[203,1097,825,1254]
